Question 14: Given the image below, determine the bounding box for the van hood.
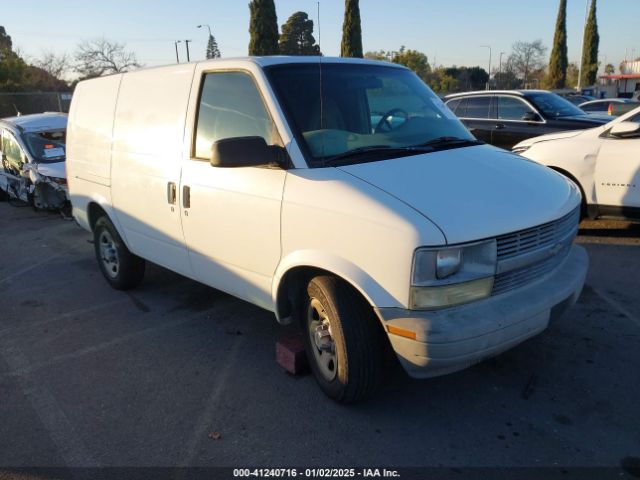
[337,145,579,245]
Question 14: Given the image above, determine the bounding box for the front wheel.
[301,275,385,403]
[93,216,145,290]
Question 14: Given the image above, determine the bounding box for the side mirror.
[609,121,640,138]
[522,111,541,122]
[211,136,276,168]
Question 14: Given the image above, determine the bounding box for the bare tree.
[34,51,70,80]
[74,38,140,79]
[507,40,547,86]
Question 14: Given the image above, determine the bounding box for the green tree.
[340,0,363,58]
[248,0,279,56]
[604,63,615,75]
[206,35,221,59]
[364,50,391,61]
[0,26,13,51]
[392,47,430,81]
[548,0,568,88]
[566,62,579,87]
[278,11,320,56]
[580,0,599,86]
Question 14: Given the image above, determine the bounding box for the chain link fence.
[0,92,72,117]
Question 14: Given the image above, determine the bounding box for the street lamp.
[184,39,192,62]
[480,45,492,90]
[498,51,506,89]
[197,24,212,37]
[174,40,182,63]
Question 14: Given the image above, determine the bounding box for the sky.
[4,0,640,77]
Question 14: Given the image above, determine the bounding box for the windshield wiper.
[414,136,483,148]
[321,145,431,166]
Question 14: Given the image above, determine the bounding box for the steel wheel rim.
[307,297,337,381]
[98,230,119,279]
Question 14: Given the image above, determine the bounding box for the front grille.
[492,244,570,295]
[491,207,580,296]
[496,207,580,261]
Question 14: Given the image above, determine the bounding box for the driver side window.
[1,130,24,168]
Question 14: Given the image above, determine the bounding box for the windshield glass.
[22,129,66,163]
[526,93,586,118]
[265,63,475,165]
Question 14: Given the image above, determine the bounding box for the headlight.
[410,240,497,310]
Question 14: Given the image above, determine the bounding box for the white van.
[67,57,588,403]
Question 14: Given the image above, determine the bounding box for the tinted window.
[465,97,491,119]
[446,98,461,112]
[194,72,281,160]
[497,97,532,120]
[454,98,468,116]
[581,102,608,112]
[526,92,585,118]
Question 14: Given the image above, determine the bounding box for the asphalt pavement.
[0,202,639,475]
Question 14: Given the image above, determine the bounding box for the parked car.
[444,90,611,149]
[0,112,68,209]
[513,106,640,221]
[67,57,588,403]
[564,94,595,106]
[578,98,640,116]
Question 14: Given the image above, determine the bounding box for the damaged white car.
[0,112,69,210]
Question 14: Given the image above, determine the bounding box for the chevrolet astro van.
[66,57,588,403]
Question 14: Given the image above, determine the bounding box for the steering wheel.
[374,108,409,133]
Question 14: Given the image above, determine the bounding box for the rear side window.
[497,97,531,120]
[446,98,461,113]
[465,97,491,119]
[194,71,281,160]
[581,102,607,112]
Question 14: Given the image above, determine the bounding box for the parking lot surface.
[0,202,639,472]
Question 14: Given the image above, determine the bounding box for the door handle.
[182,185,190,209]
[167,182,176,204]
[495,123,506,130]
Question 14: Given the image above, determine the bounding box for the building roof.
[599,74,640,80]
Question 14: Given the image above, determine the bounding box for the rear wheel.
[93,216,145,290]
[301,275,385,403]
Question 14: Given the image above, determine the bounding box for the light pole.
[174,40,181,63]
[184,39,192,62]
[498,51,506,88]
[480,45,492,90]
[577,0,589,91]
[197,24,212,37]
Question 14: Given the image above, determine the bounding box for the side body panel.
[110,64,196,276]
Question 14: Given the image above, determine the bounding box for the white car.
[0,112,69,210]
[67,57,588,403]
[513,106,640,220]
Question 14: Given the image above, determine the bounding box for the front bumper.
[377,245,588,379]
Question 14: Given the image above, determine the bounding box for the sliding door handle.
[182,185,191,209]
[167,182,176,204]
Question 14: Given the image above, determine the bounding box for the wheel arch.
[272,251,402,325]
[547,166,597,219]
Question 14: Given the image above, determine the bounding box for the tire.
[300,275,385,403]
[93,215,145,290]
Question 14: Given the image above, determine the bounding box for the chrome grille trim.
[496,207,580,262]
[491,207,580,296]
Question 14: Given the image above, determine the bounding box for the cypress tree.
[580,0,599,86]
[279,12,320,56]
[248,0,279,56]
[548,0,568,88]
[206,34,221,59]
[340,0,363,58]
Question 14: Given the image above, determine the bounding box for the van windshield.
[265,63,476,166]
